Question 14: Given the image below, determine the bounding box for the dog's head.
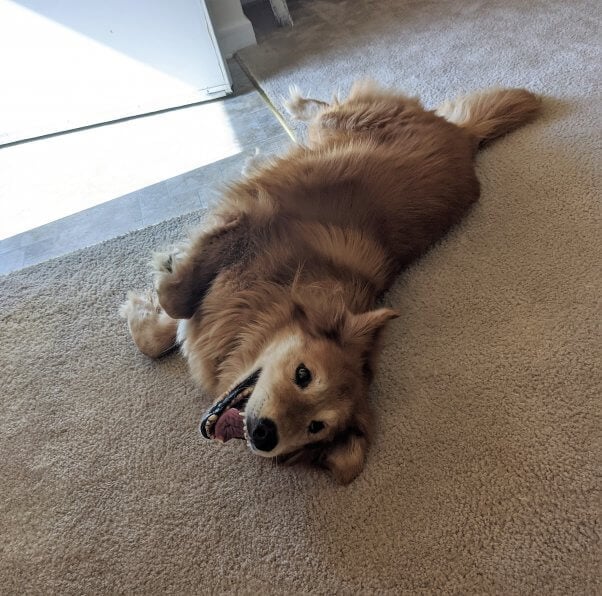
[203,295,397,484]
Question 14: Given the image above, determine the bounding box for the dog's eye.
[308,420,325,434]
[294,364,312,388]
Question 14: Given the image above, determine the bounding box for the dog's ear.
[341,308,399,346]
[340,308,398,383]
[278,401,373,484]
[319,403,372,484]
[280,430,368,484]
[321,428,369,484]
[291,290,397,353]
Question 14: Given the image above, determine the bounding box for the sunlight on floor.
[0,102,241,240]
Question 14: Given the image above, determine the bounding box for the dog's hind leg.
[120,291,179,358]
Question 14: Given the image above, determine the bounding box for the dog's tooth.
[208,414,218,422]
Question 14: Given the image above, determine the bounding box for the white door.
[0,0,231,145]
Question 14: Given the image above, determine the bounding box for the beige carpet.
[2,0,600,593]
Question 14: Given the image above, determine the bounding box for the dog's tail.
[436,88,541,147]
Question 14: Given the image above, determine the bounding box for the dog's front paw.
[119,291,178,358]
[149,243,199,320]
[151,246,188,314]
[151,247,184,275]
[119,290,160,324]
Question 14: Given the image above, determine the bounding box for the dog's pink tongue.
[214,408,245,442]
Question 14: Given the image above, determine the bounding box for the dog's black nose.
[249,417,278,452]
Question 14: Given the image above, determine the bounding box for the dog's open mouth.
[199,369,261,443]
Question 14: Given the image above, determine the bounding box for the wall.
[206,0,256,58]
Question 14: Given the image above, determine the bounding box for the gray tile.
[166,149,247,200]
[222,86,269,115]
[221,95,284,136]
[18,192,143,269]
[164,151,248,197]
[63,195,143,247]
[0,233,24,255]
[131,180,169,211]
[164,170,209,198]
[140,189,202,227]
[216,84,292,152]
[11,225,54,248]
[253,132,293,155]
[11,191,142,252]
[0,247,25,275]
[22,237,61,268]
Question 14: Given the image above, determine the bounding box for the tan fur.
[119,291,178,358]
[436,87,541,147]
[121,82,541,483]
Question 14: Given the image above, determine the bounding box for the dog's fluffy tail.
[436,88,541,147]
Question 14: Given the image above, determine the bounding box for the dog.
[120,82,540,484]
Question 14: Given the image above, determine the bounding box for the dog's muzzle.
[199,369,261,442]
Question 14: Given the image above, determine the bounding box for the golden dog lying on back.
[121,82,540,483]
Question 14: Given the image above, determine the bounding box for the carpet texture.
[2,0,600,593]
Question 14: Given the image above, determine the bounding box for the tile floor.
[0,59,291,276]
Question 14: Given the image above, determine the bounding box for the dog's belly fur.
[178,104,479,393]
